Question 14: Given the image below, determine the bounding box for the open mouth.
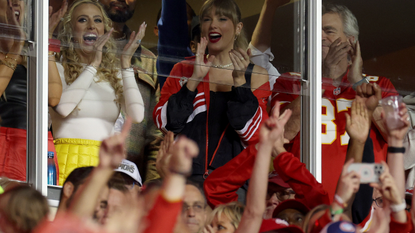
[14,10,20,22]
[83,33,97,46]
[209,32,222,43]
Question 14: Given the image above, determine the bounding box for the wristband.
[334,194,348,208]
[352,77,369,91]
[0,185,4,194]
[49,38,61,53]
[388,147,406,154]
[390,199,406,212]
[329,206,343,219]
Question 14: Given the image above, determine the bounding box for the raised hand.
[0,0,25,53]
[355,83,382,114]
[336,158,361,204]
[345,99,370,144]
[121,22,147,69]
[370,162,402,206]
[155,131,175,178]
[229,48,251,86]
[90,28,113,68]
[187,37,215,91]
[49,0,68,39]
[259,101,292,156]
[347,39,363,84]
[322,38,351,80]
[98,117,132,169]
[168,136,199,176]
[381,102,410,144]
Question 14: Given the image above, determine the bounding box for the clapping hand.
[156,131,175,178]
[121,22,147,69]
[347,39,363,84]
[345,99,370,144]
[229,48,251,86]
[98,117,132,170]
[89,28,113,68]
[49,0,68,39]
[190,37,215,82]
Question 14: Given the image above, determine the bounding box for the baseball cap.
[319,221,358,233]
[269,171,290,188]
[273,199,310,218]
[114,159,142,186]
[259,218,304,233]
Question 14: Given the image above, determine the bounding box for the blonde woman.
[204,202,245,233]
[49,0,145,184]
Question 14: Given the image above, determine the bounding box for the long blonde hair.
[58,0,123,104]
[199,0,248,50]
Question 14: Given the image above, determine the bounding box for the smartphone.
[347,163,384,183]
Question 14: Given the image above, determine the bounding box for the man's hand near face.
[347,39,364,84]
[322,37,351,82]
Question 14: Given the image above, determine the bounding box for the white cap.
[114,159,142,186]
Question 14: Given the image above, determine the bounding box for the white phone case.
[347,163,384,183]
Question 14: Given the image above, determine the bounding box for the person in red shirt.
[271,3,398,200]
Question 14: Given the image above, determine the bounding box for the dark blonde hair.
[209,202,245,230]
[199,0,248,50]
[58,0,123,104]
[0,185,49,233]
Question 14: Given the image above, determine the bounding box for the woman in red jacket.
[153,0,270,185]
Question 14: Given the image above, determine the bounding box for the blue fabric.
[157,0,194,88]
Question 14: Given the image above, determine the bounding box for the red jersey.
[271,71,397,200]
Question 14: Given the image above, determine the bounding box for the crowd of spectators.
[0,0,414,232]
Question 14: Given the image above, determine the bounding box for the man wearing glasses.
[182,183,208,233]
[264,172,296,219]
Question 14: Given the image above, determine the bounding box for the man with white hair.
[271,3,399,199]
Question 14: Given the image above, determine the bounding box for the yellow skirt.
[54,138,101,185]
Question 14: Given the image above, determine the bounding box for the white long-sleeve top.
[50,63,144,141]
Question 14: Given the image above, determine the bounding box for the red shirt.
[271,72,397,200]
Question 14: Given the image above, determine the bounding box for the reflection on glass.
[0,0,30,182]
[49,0,146,185]
[154,0,273,188]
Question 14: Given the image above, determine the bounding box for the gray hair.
[323,4,359,42]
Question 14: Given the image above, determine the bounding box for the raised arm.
[69,117,133,218]
[144,136,198,233]
[382,102,410,200]
[236,102,292,233]
[344,99,370,163]
[251,0,289,52]
[47,0,67,107]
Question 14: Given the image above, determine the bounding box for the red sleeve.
[153,61,193,134]
[144,193,183,233]
[389,211,414,233]
[235,82,271,146]
[204,145,258,208]
[271,72,301,110]
[274,152,330,209]
[33,213,101,233]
